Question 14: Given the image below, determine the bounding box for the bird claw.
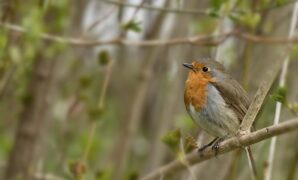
[211,137,225,157]
[197,137,226,158]
[197,137,219,155]
[198,143,210,152]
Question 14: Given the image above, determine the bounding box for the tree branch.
[239,57,283,132]
[141,117,298,180]
[4,22,298,47]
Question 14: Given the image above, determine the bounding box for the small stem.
[98,61,114,110]
[82,122,98,163]
[80,60,114,168]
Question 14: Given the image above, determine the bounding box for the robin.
[183,58,257,176]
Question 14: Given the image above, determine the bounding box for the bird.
[183,58,257,177]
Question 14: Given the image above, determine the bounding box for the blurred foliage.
[183,135,198,153]
[0,0,298,179]
[98,50,111,66]
[122,20,142,33]
[271,86,287,103]
[162,129,181,153]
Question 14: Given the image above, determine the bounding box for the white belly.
[188,85,239,137]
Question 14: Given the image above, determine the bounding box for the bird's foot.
[211,137,225,157]
[197,137,218,155]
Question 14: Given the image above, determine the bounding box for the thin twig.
[5,22,298,47]
[86,7,116,33]
[264,2,298,180]
[82,123,98,163]
[141,117,298,180]
[82,60,114,163]
[98,60,114,110]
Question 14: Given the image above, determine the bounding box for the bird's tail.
[245,146,257,180]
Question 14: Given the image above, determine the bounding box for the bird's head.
[183,59,226,84]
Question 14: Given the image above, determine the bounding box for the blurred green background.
[0,0,298,180]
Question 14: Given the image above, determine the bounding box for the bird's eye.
[202,67,209,72]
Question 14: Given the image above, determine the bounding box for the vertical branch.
[5,55,56,180]
[264,2,298,180]
[83,60,114,163]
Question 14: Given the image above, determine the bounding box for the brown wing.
[212,77,250,122]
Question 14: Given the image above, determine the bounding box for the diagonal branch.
[239,57,284,132]
[141,117,298,180]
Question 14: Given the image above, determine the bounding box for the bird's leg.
[198,137,218,153]
[211,137,225,156]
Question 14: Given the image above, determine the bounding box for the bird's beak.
[183,63,194,70]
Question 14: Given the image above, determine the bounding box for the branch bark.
[239,55,283,132]
[141,117,298,180]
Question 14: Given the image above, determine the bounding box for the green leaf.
[122,20,142,33]
[79,75,92,89]
[161,129,181,152]
[95,168,112,180]
[275,0,290,6]
[206,8,221,18]
[229,11,260,29]
[98,50,110,66]
[211,0,228,10]
[271,87,287,103]
[88,106,104,121]
[127,170,139,180]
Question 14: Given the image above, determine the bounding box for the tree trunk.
[5,56,55,180]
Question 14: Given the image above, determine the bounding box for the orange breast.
[184,73,209,111]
